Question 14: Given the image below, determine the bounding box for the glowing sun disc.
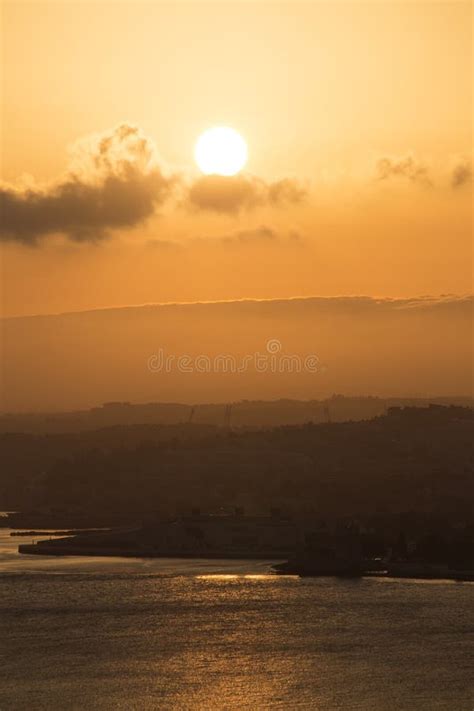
[195,126,248,176]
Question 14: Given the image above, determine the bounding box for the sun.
[195,126,248,176]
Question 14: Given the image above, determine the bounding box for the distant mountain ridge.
[2,294,472,411]
[3,293,472,322]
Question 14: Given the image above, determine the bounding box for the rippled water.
[0,528,472,710]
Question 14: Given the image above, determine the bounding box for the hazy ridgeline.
[1,395,472,434]
[2,295,472,412]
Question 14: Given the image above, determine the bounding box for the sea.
[0,524,472,710]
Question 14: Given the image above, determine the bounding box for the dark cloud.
[186,174,306,214]
[451,158,472,189]
[0,124,176,244]
[375,156,432,187]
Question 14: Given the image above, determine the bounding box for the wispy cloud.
[451,157,472,189]
[375,156,432,187]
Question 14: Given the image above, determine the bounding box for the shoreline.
[17,543,474,581]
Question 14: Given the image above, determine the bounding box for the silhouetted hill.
[1,406,472,525]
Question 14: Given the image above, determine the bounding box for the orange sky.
[1,0,472,317]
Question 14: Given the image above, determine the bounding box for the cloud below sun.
[187,174,306,214]
[0,124,307,244]
[0,123,471,246]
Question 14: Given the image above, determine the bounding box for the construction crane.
[223,403,232,429]
[323,402,331,423]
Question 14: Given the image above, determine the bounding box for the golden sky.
[1,0,472,317]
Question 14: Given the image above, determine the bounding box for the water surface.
[0,527,472,710]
